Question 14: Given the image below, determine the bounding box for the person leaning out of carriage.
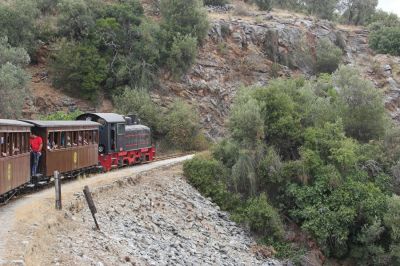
[30,133,43,176]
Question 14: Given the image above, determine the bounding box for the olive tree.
[333,65,386,142]
[0,38,30,118]
[0,63,29,118]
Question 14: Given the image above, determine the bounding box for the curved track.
[0,154,194,264]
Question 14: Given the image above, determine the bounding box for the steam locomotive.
[0,113,155,202]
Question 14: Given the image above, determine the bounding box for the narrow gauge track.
[0,152,192,207]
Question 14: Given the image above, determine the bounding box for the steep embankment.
[0,158,281,266]
[26,5,400,138]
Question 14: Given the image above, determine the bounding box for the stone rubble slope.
[33,165,281,266]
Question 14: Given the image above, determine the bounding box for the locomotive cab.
[77,113,126,154]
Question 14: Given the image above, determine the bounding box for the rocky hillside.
[11,164,281,266]
[26,4,400,138]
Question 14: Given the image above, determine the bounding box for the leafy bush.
[40,110,83,120]
[93,3,160,89]
[305,0,338,20]
[228,97,264,146]
[113,87,164,135]
[252,82,303,159]
[0,63,29,118]
[0,0,38,54]
[164,100,201,150]
[213,139,240,169]
[257,147,283,195]
[370,27,400,56]
[237,193,284,240]
[183,156,241,211]
[231,151,257,197]
[333,65,387,142]
[57,0,96,40]
[0,37,30,67]
[340,0,378,25]
[289,178,387,257]
[316,38,342,74]
[203,0,228,6]
[0,38,30,118]
[253,0,273,11]
[161,0,209,44]
[51,41,107,102]
[166,34,198,79]
[35,0,61,14]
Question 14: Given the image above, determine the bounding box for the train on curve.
[0,113,155,202]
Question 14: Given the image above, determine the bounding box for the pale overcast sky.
[378,0,400,16]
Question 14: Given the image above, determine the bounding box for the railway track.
[0,152,192,206]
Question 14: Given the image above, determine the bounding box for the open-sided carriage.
[0,120,32,199]
[22,120,100,179]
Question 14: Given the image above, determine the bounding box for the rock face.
[153,10,400,139]
[35,166,282,266]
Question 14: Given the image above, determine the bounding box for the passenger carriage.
[0,120,32,199]
[21,120,100,178]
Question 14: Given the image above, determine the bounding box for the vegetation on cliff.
[184,65,400,264]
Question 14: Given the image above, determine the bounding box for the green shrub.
[0,37,30,67]
[231,151,257,197]
[333,65,387,142]
[257,147,283,190]
[213,139,240,169]
[305,0,338,20]
[253,0,273,11]
[203,0,228,6]
[183,156,241,211]
[166,34,197,79]
[370,27,400,56]
[228,97,264,147]
[0,0,38,54]
[316,38,342,74]
[113,87,164,136]
[252,83,303,159]
[35,0,61,14]
[40,110,83,120]
[164,100,201,150]
[0,38,30,119]
[0,63,29,119]
[239,193,284,240]
[51,41,107,102]
[93,3,160,89]
[161,0,209,44]
[57,0,96,40]
[340,0,378,26]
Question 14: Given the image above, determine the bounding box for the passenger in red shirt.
[30,133,43,176]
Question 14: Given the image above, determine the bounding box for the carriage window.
[65,132,73,147]
[84,131,89,145]
[93,130,98,144]
[72,131,78,146]
[77,131,82,146]
[54,132,60,149]
[117,124,125,135]
[0,133,5,157]
[22,132,28,153]
[61,132,66,148]
[12,133,20,155]
[47,132,54,150]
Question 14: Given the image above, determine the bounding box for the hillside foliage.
[184,65,400,263]
[0,37,30,118]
